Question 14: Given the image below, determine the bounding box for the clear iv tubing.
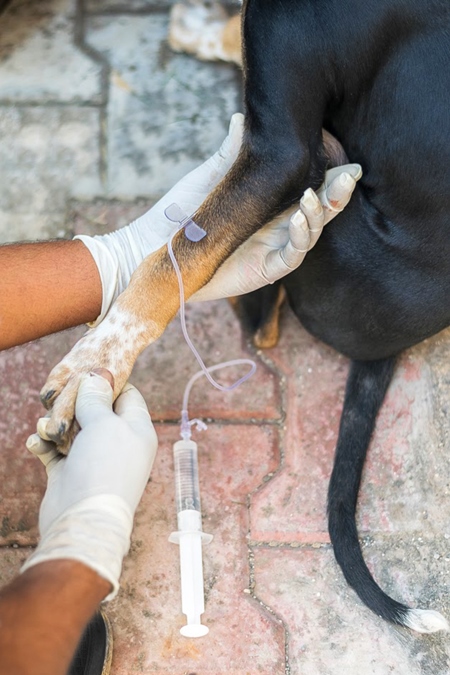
[167,230,256,439]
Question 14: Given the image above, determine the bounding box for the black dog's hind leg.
[230,282,286,349]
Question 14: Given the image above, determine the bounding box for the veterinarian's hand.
[23,370,157,599]
[76,113,244,325]
[190,163,362,301]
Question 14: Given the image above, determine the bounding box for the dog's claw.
[44,420,67,444]
[41,419,77,455]
[40,389,56,409]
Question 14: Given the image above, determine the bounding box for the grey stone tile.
[426,327,450,509]
[0,106,103,242]
[86,0,179,9]
[86,0,241,11]
[254,537,450,675]
[85,13,240,198]
[0,547,32,588]
[105,425,284,674]
[356,344,449,536]
[0,0,103,104]
[250,319,450,544]
[70,197,154,236]
[0,330,85,545]
[0,211,68,244]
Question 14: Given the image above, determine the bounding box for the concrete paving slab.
[85,12,240,197]
[424,328,450,517]
[0,0,102,104]
[87,0,180,9]
[0,547,31,587]
[358,343,448,535]
[106,424,284,674]
[0,105,103,243]
[70,197,155,237]
[250,309,449,544]
[0,329,84,544]
[253,540,450,675]
[250,310,348,544]
[86,1,241,11]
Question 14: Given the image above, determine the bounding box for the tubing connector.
[180,409,207,441]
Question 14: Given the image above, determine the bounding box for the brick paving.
[0,1,449,673]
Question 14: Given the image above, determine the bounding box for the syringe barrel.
[173,439,201,514]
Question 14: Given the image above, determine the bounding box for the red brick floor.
[1,301,449,674]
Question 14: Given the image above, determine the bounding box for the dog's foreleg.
[40,127,319,450]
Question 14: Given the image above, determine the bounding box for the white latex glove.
[75,113,245,325]
[191,163,362,301]
[76,110,361,320]
[22,371,157,600]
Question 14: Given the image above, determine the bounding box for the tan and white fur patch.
[41,302,155,453]
[169,2,242,66]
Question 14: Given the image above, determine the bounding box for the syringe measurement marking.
[175,448,201,512]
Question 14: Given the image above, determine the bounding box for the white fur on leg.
[402,608,449,633]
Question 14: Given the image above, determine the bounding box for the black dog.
[41,0,449,633]
[232,0,450,633]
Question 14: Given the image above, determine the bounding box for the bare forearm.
[0,560,111,675]
[0,240,102,351]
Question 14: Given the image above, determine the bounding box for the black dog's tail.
[328,357,448,633]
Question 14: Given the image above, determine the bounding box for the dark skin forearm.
[0,240,102,351]
[0,560,111,675]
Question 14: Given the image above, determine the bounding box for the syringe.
[169,437,213,637]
